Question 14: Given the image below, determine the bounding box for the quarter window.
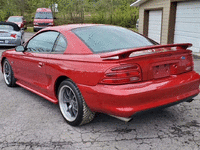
[26,31,59,53]
[53,34,67,52]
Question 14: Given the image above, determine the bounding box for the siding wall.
[138,0,171,44]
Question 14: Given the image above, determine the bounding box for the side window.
[26,31,59,53]
[53,34,67,53]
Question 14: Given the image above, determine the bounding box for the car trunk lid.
[0,31,11,37]
[100,43,194,83]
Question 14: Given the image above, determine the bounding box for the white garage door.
[148,10,162,43]
[174,1,200,52]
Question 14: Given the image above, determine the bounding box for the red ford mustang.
[1,24,200,126]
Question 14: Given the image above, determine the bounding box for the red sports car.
[6,16,27,30]
[1,24,200,126]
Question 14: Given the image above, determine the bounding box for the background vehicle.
[33,8,54,32]
[1,24,200,126]
[0,22,25,46]
[6,16,27,30]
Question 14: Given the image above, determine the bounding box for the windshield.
[0,25,14,30]
[72,25,155,53]
[8,17,22,22]
[35,12,53,19]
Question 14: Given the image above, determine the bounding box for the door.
[13,31,60,93]
[148,10,162,43]
[174,1,200,52]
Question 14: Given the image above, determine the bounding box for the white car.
[0,22,25,47]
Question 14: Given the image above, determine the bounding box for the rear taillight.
[182,55,194,73]
[100,64,142,85]
[10,34,17,38]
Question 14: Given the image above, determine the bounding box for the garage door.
[148,10,162,43]
[174,1,200,52]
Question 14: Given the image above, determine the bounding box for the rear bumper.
[0,38,21,46]
[78,71,200,117]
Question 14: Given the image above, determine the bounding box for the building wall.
[138,0,171,44]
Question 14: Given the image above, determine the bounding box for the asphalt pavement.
[0,32,200,150]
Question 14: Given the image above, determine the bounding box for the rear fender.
[1,57,6,73]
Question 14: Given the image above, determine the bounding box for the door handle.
[38,62,44,68]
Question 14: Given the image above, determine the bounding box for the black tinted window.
[72,25,154,53]
[53,34,67,52]
[26,31,59,53]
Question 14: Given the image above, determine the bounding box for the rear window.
[72,25,155,53]
[35,12,53,19]
[0,25,13,30]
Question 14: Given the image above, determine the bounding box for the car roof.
[8,16,23,18]
[41,24,103,33]
[36,8,52,12]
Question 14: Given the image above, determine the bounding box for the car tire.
[58,79,95,126]
[3,59,16,87]
[33,28,37,32]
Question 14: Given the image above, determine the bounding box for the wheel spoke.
[67,89,73,98]
[68,105,74,117]
[7,76,11,83]
[5,65,9,74]
[62,89,71,103]
[3,61,12,85]
[64,89,69,99]
[72,98,78,111]
[71,107,77,116]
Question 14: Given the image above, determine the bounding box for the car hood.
[34,19,54,23]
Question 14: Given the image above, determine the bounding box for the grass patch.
[26,27,34,33]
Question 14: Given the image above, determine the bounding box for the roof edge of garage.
[130,0,148,7]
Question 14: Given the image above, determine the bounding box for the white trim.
[130,0,148,7]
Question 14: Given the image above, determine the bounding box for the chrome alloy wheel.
[59,85,79,122]
[3,60,12,85]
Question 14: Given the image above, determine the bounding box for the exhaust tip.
[109,115,132,122]
[186,99,194,103]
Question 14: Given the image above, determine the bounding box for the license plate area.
[153,64,170,79]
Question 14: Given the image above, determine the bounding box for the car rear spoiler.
[0,22,20,31]
[100,43,192,59]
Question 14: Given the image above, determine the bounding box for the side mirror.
[15,45,25,52]
[54,17,56,19]
[32,17,34,19]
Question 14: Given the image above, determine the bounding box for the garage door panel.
[176,1,200,8]
[174,36,199,52]
[148,25,162,30]
[174,35,199,45]
[148,10,162,43]
[175,31,200,39]
[175,23,200,32]
[176,17,200,23]
[148,29,160,33]
[174,1,200,52]
[176,13,200,18]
